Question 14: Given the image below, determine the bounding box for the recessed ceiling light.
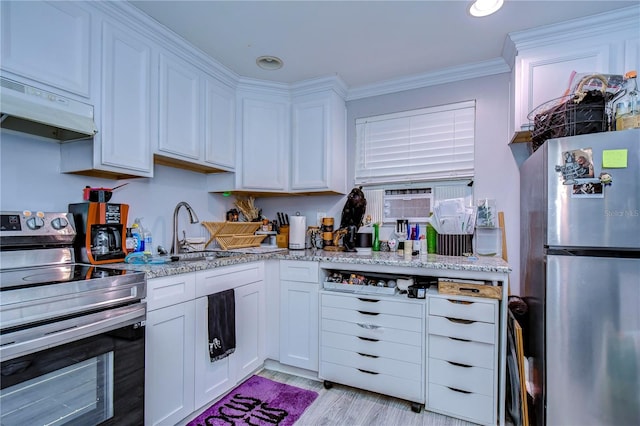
[256,56,283,70]
[469,0,504,17]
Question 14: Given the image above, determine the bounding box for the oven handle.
[0,302,146,362]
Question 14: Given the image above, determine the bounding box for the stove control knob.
[51,217,68,230]
[26,216,45,230]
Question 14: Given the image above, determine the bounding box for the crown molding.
[290,74,349,98]
[505,5,640,53]
[346,58,510,101]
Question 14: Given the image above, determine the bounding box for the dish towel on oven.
[207,289,236,362]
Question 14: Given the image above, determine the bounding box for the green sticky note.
[602,149,628,168]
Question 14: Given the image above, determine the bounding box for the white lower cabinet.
[426,292,499,425]
[145,274,196,426]
[234,281,266,378]
[279,260,319,370]
[145,262,266,426]
[319,291,425,409]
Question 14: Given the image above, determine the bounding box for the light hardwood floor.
[257,369,479,426]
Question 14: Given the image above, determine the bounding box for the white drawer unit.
[319,290,425,412]
[426,291,499,425]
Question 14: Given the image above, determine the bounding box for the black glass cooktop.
[0,264,130,291]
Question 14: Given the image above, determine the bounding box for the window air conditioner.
[383,188,432,223]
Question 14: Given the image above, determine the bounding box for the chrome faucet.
[171,201,200,255]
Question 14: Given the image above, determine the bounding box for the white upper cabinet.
[237,89,290,191]
[291,84,347,194]
[61,11,155,178]
[156,50,236,173]
[158,51,202,161]
[506,6,640,135]
[208,77,348,195]
[0,1,91,97]
[94,19,154,177]
[204,76,236,170]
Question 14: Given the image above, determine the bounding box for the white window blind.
[355,100,475,185]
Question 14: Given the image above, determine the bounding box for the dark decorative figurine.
[339,187,367,252]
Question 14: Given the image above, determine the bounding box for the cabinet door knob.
[358,336,379,342]
[357,310,379,316]
[357,352,379,359]
[357,297,380,303]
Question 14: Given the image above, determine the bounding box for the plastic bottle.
[142,223,153,255]
[131,219,144,253]
[427,215,437,254]
[372,223,380,252]
[125,228,137,253]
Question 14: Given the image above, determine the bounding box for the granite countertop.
[107,248,511,279]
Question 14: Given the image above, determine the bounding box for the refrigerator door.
[546,129,640,249]
[546,254,640,426]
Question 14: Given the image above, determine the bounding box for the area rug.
[187,375,318,426]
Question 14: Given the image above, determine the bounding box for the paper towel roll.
[289,215,306,250]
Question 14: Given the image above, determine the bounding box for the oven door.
[0,304,145,426]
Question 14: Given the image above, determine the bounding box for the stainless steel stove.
[0,210,147,425]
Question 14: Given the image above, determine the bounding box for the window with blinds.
[355,100,475,185]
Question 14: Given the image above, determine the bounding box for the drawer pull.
[446,317,474,325]
[448,299,473,305]
[357,368,379,375]
[357,352,379,359]
[447,361,472,368]
[358,336,379,342]
[356,323,381,330]
[449,337,471,342]
[447,386,472,394]
[357,297,380,303]
[358,310,379,316]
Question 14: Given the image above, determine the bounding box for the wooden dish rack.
[202,221,266,250]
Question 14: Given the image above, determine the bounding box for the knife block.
[276,225,289,248]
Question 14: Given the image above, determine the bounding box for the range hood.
[0,77,97,142]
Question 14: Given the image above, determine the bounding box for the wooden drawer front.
[322,346,420,380]
[322,331,422,364]
[196,262,263,298]
[322,318,420,346]
[428,335,495,369]
[322,306,422,333]
[428,358,494,396]
[320,361,423,403]
[146,274,196,311]
[322,293,423,318]
[428,315,496,344]
[429,297,496,323]
[428,383,494,425]
[280,260,319,282]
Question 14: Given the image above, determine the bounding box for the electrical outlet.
[316,212,326,226]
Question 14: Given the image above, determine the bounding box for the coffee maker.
[68,202,129,264]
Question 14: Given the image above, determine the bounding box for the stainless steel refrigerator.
[520,129,640,426]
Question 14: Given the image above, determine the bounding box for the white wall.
[257,73,521,293]
[1,72,521,293]
[347,72,520,291]
[0,131,234,251]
